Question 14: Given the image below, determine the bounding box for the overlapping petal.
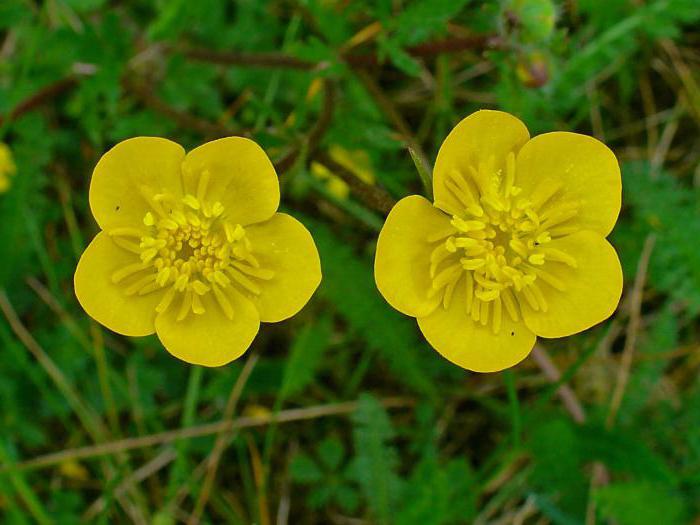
[245,213,322,322]
[74,232,161,336]
[417,280,536,373]
[374,195,449,318]
[522,230,623,338]
[89,137,185,230]
[155,289,260,367]
[515,132,621,236]
[433,110,530,215]
[182,137,280,227]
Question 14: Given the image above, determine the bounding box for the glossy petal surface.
[182,137,280,226]
[515,132,621,236]
[155,290,260,367]
[433,110,530,215]
[418,280,536,373]
[245,213,322,322]
[90,137,185,230]
[522,230,623,338]
[375,196,449,317]
[74,232,161,336]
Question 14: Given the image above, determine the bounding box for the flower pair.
[75,110,622,372]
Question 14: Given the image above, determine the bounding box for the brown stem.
[274,80,336,174]
[606,234,656,427]
[183,35,497,70]
[6,397,413,473]
[314,151,396,215]
[0,76,79,127]
[531,345,586,424]
[124,78,240,138]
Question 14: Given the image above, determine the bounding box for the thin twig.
[607,234,656,427]
[0,76,78,127]
[352,67,432,176]
[188,353,260,524]
[124,78,241,138]
[274,80,336,174]
[531,345,586,424]
[315,151,396,215]
[5,398,413,473]
[83,448,177,520]
[182,49,317,70]
[0,289,106,442]
[183,35,496,70]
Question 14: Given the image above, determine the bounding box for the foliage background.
[1,0,699,523]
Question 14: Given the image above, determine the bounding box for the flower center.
[429,153,579,334]
[108,170,274,321]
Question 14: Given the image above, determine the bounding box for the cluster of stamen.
[429,153,579,334]
[109,170,274,321]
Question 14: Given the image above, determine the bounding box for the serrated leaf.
[351,394,402,524]
[302,217,438,397]
[290,453,324,484]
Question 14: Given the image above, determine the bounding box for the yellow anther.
[197,170,210,201]
[144,212,156,226]
[159,218,179,231]
[454,237,480,248]
[187,212,201,226]
[528,253,546,265]
[452,217,486,232]
[175,274,189,291]
[112,262,148,284]
[536,232,551,245]
[191,280,210,295]
[156,267,171,287]
[509,239,528,258]
[192,293,205,315]
[211,201,224,217]
[480,300,489,326]
[461,258,486,270]
[543,248,578,268]
[109,227,143,238]
[141,248,158,263]
[124,274,156,296]
[156,286,177,313]
[476,289,500,302]
[182,194,200,210]
[212,284,234,320]
[213,270,230,287]
[177,291,193,321]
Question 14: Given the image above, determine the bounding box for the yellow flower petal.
[375,195,450,318]
[89,137,186,230]
[522,230,623,338]
[417,280,536,372]
[244,213,322,322]
[515,132,621,236]
[181,137,280,226]
[155,289,260,367]
[433,110,530,215]
[74,232,161,336]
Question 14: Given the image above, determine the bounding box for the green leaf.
[351,394,402,524]
[290,453,324,484]
[595,482,688,525]
[318,437,345,471]
[279,315,332,401]
[303,217,438,398]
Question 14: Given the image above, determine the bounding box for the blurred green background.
[1,0,700,523]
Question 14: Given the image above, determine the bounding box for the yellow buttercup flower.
[0,142,17,193]
[75,137,322,366]
[375,110,622,372]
